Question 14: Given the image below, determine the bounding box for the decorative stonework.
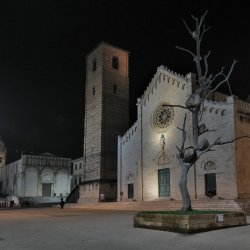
[201,160,217,171]
[151,102,174,132]
[41,173,53,183]
[239,112,250,123]
[157,151,170,165]
[126,171,134,181]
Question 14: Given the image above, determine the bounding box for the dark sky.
[1,0,250,163]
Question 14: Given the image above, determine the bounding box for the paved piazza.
[0,208,250,250]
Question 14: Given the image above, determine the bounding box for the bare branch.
[197,137,221,158]
[198,101,205,123]
[198,10,208,30]
[179,114,187,156]
[200,129,216,135]
[191,15,198,22]
[204,59,237,100]
[203,50,211,80]
[197,135,250,159]
[162,104,191,111]
[183,19,193,36]
[200,25,211,41]
[221,72,233,95]
[215,135,250,145]
[191,15,198,29]
[176,46,195,58]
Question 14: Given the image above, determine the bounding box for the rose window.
[152,103,174,132]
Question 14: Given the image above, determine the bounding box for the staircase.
[66,185,79,203]
[236,199,250,214]
[66,199,249,214]
[20,196,62,207]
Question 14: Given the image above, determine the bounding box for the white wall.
[25,167,38,197]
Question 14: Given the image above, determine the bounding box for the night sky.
[1,0,250,163]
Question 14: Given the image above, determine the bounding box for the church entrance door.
[42,183,52,197]
[205,173,216,197]
[158,168,170,197]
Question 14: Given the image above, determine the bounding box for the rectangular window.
[93,86,95,95]
[92,59,97,72]
[79,177,82,183]
[128,184,134,199]
[75,164,77,170]
[113,84,117,94]
[112,56,119,70]
[79,163,82,169]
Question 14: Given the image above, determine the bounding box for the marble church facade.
[117,65,250,202]
[0,153,71,200]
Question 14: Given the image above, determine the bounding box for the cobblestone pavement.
[0,208,249,250]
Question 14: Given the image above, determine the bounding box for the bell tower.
[0,138,6,168]
[81,42,129,202]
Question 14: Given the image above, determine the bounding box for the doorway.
[205,173,216,197]
[158,168,170,197]
[42,183,52,197]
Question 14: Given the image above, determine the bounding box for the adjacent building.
[71,157,84,189]
[0,139,6,193]
[0,153,71,202]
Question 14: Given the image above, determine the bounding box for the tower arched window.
[112,56,119,70]
[93,86,95,95]
[113,84,117,94]
[92,58,97,72]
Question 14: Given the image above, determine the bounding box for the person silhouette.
[60,197,65,209]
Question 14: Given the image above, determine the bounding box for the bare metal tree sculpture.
[175,11,239,211]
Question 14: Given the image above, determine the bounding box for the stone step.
[66,199,245,213]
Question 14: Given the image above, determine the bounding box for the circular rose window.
[151,102,174,132]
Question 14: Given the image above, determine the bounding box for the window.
[79,163,82,169]
[113,84,117,94]
[75,164,77,171]
[128,184,134,199]
[112,56,119,70]
[0,157,2,163]
[92,58,97,72]
[93,86,95,95]
[79,177,82,183]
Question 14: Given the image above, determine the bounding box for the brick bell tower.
[80,42,129,202]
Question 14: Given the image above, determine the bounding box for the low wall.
[134,212,247,233]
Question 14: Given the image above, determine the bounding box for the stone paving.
[0,207,250,250]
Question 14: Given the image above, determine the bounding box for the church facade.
[117,65,250,202]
